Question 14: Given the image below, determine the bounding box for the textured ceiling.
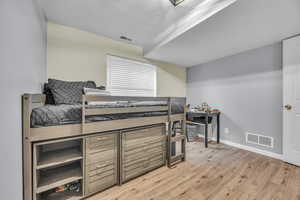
[39,0,207,49]
[39,0,300,67]
[145,0,300,67]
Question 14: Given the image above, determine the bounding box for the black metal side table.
[187,111,221,148]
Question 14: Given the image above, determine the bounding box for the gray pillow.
[48,79,96,104]
[83,87,111,96]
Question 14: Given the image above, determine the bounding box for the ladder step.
[169,159,183,167]
[186,121,203,125]
[171,135,185,142]
[174,130,184,134]
[171,154,185,163]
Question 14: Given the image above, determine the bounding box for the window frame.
[106,55,157,97]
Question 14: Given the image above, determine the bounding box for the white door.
[283,35,300,166]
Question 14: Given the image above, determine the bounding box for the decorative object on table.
[191,102,212,112]
[200,102,211,112]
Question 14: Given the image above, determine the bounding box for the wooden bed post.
[167,97,172,168]
[22,94,32,200]
[182,105,187,162]
[23,94,45,200]
[82,95,86,134]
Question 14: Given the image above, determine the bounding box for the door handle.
[284,105,292,110]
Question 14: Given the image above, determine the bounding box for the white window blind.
[107,55,157,96]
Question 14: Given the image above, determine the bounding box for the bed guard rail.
[82,95,170,116]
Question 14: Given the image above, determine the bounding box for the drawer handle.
[96,136,110,140]
[96,165,103,169]
[96,161,111,169]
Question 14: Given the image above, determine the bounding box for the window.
[107,55,156,96]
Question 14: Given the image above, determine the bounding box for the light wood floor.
[88,142,300,200]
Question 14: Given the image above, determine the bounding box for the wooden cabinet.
[85,132,118,195]
[32,125,166,200]
[121,125,166,182]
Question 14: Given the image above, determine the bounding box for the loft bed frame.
[23,94,185,141]
[22,94,186,200]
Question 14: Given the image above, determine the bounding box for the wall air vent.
[246,132,273,148]
[170,0,185,6]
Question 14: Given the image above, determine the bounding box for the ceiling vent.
[246,132,273,148]
[170,0,185,6]
[120,36,132,42]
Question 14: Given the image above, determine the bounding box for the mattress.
[31,101,184,127]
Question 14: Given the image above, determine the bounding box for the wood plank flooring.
[87,142,300,200]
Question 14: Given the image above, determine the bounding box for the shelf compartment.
[41,191,82,200]
[37,163,83,194]
[35,139,82,169]
[37,148,83,170]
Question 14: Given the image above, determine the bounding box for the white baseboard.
[220,139,283,160]
[190,135,283,160]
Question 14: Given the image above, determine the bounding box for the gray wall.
[187,43,283,154]
[0,0,47,199]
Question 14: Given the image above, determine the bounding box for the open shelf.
[42,191,82,200]
[37,163,83,194]
[37,148,83,170]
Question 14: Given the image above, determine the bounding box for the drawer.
[124,144,165,159]
[124,135,166,150]
[123,154,165,181]
[124,148,164,164]
[124,168,144,181]
[124,139,165,154]
[124,152,164,170]
[121,125,166,183]
[124,126,165,140]
[87,160,114,172]
[87,134,115,144]
[88,165,115,178]
[124,137,165,156]
[86,149,115,165]
[124,150,165,167]
[123,160,145,181]
[87,141,115,154]
[145,155,165,170]
[86,134,116,153]
[86,174,116,195]
[85,132,118,195]
[88,169,115,183]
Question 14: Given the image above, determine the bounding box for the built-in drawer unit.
[85,132,118,195]
[121,124,166,182]
[31,125,167,200]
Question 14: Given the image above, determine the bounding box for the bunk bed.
[23,93,186,200]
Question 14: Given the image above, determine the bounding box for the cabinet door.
[85,132,118,195]
[122,125,166,182]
